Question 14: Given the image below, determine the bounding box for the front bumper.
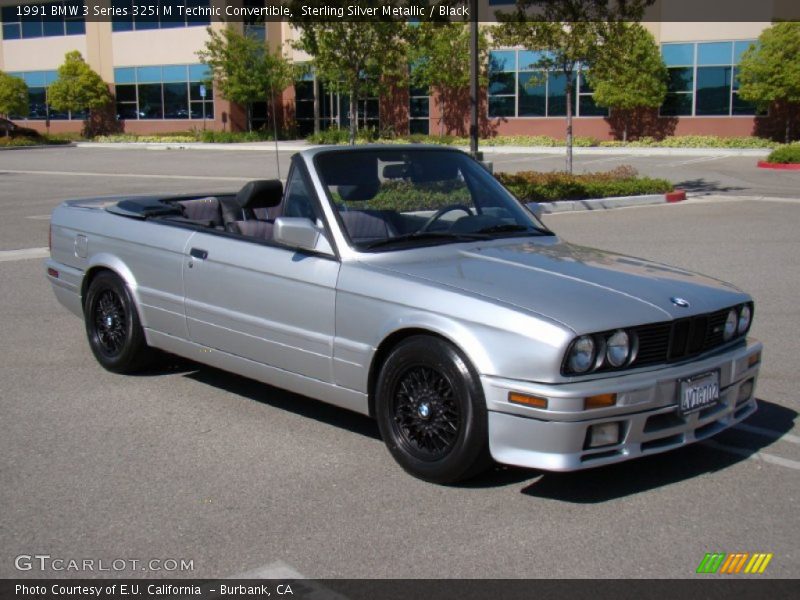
[482,339,762,471]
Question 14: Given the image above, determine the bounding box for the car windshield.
[314,148,551,251]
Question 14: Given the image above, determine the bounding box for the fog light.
[587,422,620,448]
[737,379,754,404]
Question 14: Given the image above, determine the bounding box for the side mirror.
[274,217,334,255]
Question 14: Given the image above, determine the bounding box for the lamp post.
[469,0,479,159]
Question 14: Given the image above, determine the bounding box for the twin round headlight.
[724,304,752,341]
[567,330,632,374]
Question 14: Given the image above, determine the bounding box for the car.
[0,117,42,139]
[45,145,762,483]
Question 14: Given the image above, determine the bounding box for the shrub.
[766,144,800,163]
[495,166,673,202]
[599,135,776,149]
[307,128,379,144]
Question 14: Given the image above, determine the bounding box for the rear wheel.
[84,271,152,373]
[376,335,490,484]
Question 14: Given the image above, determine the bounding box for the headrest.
[236,180,283,209]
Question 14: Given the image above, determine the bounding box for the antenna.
[270,82,281,180]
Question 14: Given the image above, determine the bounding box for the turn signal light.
[584,393,617,410]
[509,392,548,409]
[748,352,761,368]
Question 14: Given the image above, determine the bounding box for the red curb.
[665,190,687,203]
[757,161,800,170]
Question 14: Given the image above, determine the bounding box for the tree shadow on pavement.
[676,178,747,195]
[518,398,796,503]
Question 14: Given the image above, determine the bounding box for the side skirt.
[145,329,370,416]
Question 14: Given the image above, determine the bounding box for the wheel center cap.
[105,316,114,328]
[417,402,431,419]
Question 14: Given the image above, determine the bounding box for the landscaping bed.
[758,144,800,169]
[0,135,73,148]
[495,166,674,202]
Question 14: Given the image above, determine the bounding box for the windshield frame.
[312,146,553,253]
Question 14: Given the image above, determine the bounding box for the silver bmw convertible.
[46,145,762,483]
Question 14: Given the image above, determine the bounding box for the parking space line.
[0,169,251,182]
[734,423,800,444]
[25,215,51,220]
[579,156,626,166]
[701,440,800,471]
[0,247,49,262]
[491,155,556,165]
[661,156,726,167]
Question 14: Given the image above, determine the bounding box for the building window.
[7,70,85,120]
[111,0,211,32]
[488,49,606,118]
[661,40,757,117]
[1,2,85,39]
[114,64,213,120]
[409,82,430,135]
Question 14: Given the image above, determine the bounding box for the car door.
[181,165,340,383]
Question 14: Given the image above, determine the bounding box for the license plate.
[678,371,720,416]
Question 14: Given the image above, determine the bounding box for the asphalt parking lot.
[0,146,798,579]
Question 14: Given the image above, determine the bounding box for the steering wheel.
[419,204,473,233]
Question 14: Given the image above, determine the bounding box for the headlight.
[568,336,596,373]
[738,304,751,335]
[606,330,630,367]
[723,309,737,341]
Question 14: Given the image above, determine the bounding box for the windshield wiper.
[474,223,551,236]
[362,231,488,250]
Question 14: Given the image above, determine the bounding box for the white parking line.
[25,215,51,220]
[701,440,800,471]
[734,423,800,444]
[579,156,626,166]
[661,155,726,167]
[491,155,557,165]
[0,169,251,182]
[0,247,49,262]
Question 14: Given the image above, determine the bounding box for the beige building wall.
[2,35,88,72]
[111,27,210,68]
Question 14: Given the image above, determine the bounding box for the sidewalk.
[75,140,772,157]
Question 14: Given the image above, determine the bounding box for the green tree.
[48,51,111,121]
[290,3,409,144]
[198,26,295,133]
[0,71,29,126]
[408,22,489,135]
[738,21,800,143]
[587,23,667,141]
[494,0,654,172]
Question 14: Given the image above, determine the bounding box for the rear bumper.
[482,339,762,471]
[45,259,84,318]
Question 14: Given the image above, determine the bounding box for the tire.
[375,335,491,484]
[84,271,152,373]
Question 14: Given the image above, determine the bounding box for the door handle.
[190,248,208,260]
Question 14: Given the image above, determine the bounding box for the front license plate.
[679,371,720,416]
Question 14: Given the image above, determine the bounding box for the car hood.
[372,238,749,333]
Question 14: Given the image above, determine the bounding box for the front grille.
[632,307,737,368]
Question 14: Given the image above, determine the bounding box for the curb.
[0,142,74,151]
[757,161,800,170]
[73,141,773,157]
[528,191,686,215]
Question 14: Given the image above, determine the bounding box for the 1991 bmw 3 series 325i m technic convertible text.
[46,146,762,483]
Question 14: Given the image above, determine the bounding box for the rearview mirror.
[274,217,334,255]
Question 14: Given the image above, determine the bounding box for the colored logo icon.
[696,552,773,574]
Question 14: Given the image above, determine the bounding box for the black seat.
[177,196,221,226]
[223,180,283,239]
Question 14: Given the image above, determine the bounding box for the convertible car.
[46,145,762,483]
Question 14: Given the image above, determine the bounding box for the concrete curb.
[528,191,686,215]
[74,141,773,157]
[0,142,75,151]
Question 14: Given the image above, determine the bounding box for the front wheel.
[84,271,152,373]
[375,335,490,484]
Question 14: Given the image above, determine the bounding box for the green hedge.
[766,144,800,163]
[495,166,673,202]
